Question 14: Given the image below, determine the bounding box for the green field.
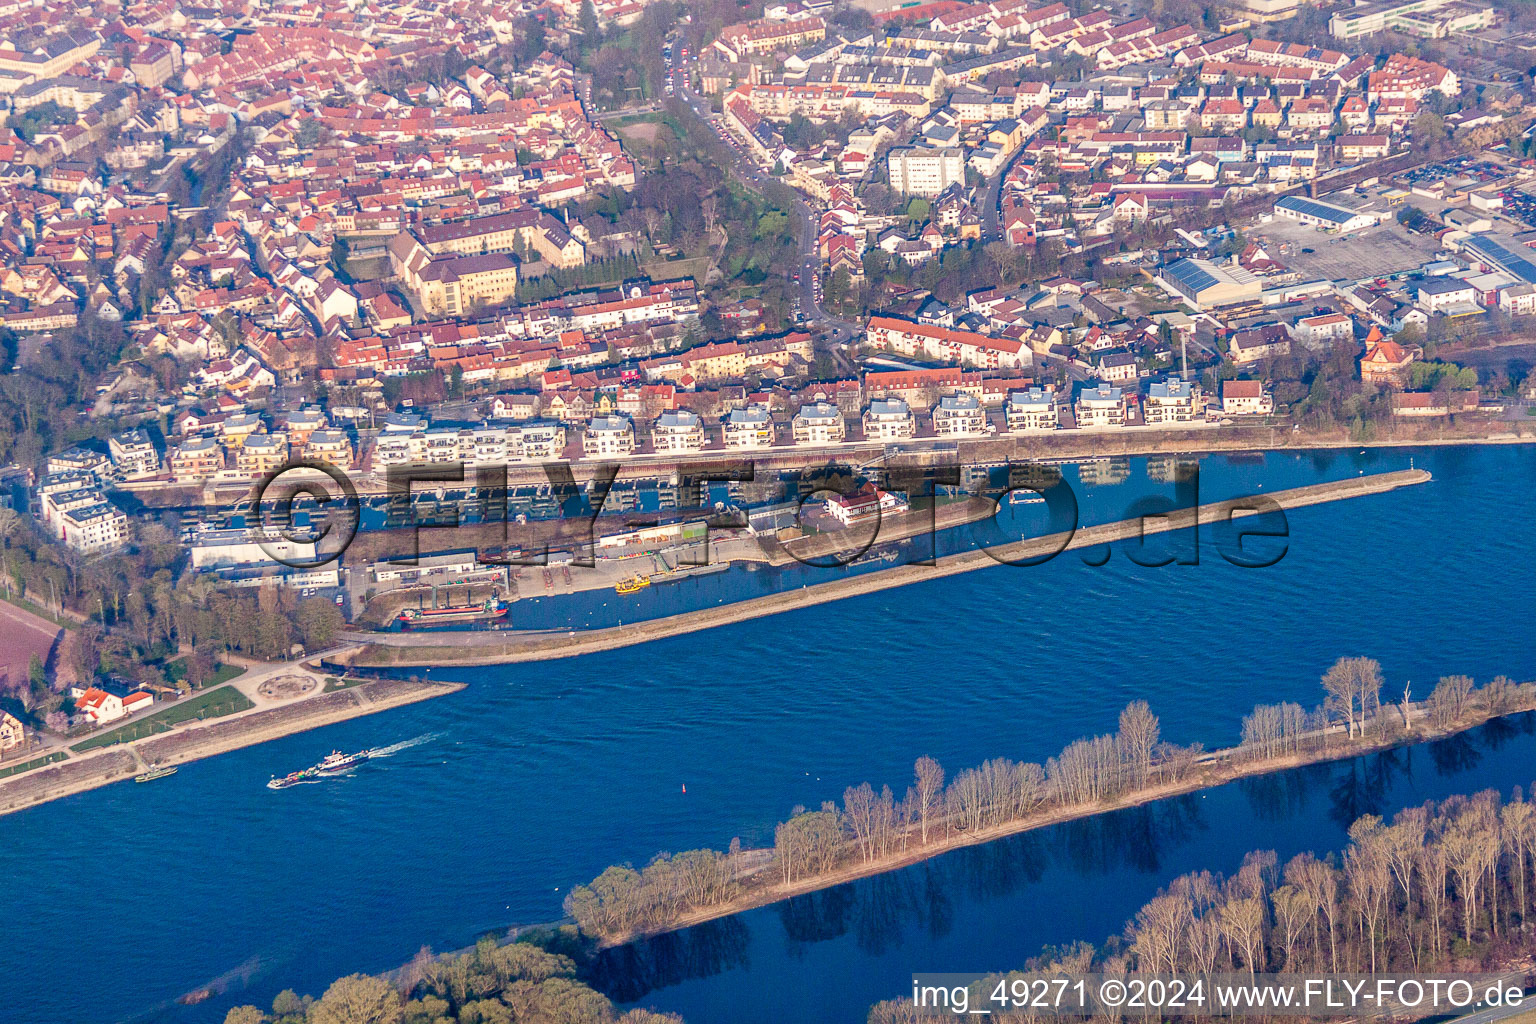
[0,751,68,778]
[70,685,255,752]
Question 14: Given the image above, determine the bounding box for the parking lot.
[1252,218,1442,282]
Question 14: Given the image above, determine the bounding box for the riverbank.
[589,687,1535,949]
[0,675,464,816]
[347,467,1431,668]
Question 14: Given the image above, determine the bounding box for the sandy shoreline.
[0,677,464,816]
[350,467,1431,668]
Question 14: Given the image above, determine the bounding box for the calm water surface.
[2,445,1533,1024]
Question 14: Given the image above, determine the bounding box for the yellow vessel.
[614,576,651,595]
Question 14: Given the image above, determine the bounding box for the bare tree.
[1117,700,1160,788]
[912,756,944,845]
[1428,675,1475,727]
[1345,817,1392,971]
[1321,657,1384,737]
[1219,897,1266,976]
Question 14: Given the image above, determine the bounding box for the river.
[3,444,1534,1024]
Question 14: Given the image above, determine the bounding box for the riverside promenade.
[0,668,463,816]
[349,467,1431,668]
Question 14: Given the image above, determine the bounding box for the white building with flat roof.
[791,402,846,445]
[1006,388,1058,432]
[583,415,636,457]
[863,398,915,440]
[722,404,774,450]
[652,410,706,453]
[1075,384,1128,429]
[932,392,988,436]
[887,146,965,196]
[1144,377,1201,425]
[109,429,160,479]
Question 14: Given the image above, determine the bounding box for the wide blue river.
[4,444,1535,1024]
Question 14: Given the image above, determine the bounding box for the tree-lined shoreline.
[870,785,1536,1024]
[564,661,1536,949]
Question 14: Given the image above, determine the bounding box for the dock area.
[347,468,1430,668]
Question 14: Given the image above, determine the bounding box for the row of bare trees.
[566,701,1196,940]
[567,662,1536,944]
[873,787,1536,1024]
[1240,660,1531,763]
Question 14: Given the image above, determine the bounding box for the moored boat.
[397,598,508,626]
[615,576,651,595]
[135,764,177,783]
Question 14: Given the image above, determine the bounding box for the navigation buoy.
[682,783,687,794]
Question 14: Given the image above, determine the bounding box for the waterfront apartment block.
[931,393,988,437]
[1075,385,1128,429]
[652,410,706,454]
[1144,378,1202,425]
[792,402,846,445]
[58,501,129,555]
[236,433,290,477]
[722,404,775,450]
[46,446,111,480]
[370,423,569,469]
[1006,388,1059,432]
[109,429,160,479]
[302,430,354,467]
[170,437,224,483]
[863,398,916,441]
[583,416,636,458]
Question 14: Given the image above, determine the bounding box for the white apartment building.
[109,429,160,479]
[1144,378,1201,425]
[722,404,774,450]
[513,422,567,460]
[791,402,846,445]
[652,410,706,454]
[931,393,988,437]
[887,146,965,197]
[1075,384,1128,429]
[1291,312,1355,347]
[1006,388,1059,432]
[59,501,129,554]
[863,398,915,441]
[584,415,636,457]
[46,446,111,480]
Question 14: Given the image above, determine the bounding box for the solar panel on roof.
[1275,196,1357,224]
[1165,259,1220,295]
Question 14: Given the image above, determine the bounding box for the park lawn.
[70,685,255,752]
[164,658,244,689]
[204,662,244,687]
[0,751,68,778]
[322,675,363,693]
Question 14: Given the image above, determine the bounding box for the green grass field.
[70,685,255,752]
[0,751,68,778]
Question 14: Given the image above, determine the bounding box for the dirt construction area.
[1251,219,1442,282]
